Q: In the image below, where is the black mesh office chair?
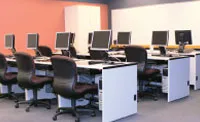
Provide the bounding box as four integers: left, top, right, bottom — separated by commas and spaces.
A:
125, 45, 161, 100
51, 56, 98, 122
37, 46, 53, 57
0, 53, 18, 101
14, 52, 53, 112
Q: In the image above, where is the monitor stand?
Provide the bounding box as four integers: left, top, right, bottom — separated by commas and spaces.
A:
34, 49, 43, 57
159, 46, 167, 56
61, 50, 71, 57
10, 48, 16, 55
178, 42, 187, 53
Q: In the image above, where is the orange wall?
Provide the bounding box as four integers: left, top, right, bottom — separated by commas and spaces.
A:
0, 0, 108, 55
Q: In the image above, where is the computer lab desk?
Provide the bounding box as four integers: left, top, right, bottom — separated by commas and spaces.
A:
6, 58, 138, 122
147, 50, 200, 90
110, 54, 190, 102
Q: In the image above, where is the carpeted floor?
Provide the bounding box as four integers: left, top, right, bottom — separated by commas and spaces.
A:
0, 90, 200, 122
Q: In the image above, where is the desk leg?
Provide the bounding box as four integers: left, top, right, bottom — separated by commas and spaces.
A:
102, 65, 137, 122
168, 58, 190, 102
194, 55, 200, 90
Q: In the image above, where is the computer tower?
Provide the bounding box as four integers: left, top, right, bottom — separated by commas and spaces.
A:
162, 68, 168, 93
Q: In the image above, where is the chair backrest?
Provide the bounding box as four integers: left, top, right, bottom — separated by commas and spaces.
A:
0, 53, 8, 81
37, 46, 52, 57
125, 45, 147, 72
51, 56, 77, 98
61, 46, 77, 58
14, 52, 35, 88
89, 50, 108, 60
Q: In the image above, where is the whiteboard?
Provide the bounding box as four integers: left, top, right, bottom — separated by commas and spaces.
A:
112, 1, 200, 45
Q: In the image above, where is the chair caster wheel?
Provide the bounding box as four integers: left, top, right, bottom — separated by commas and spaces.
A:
72, 113, 76, 117
91, 111, 96, 117
75, 118, 80, 122
15, 104, 19, 108
46, 106, 51, 109
25, 108, 30, 112
56, 110, 60, 113
53, 116, 57, 121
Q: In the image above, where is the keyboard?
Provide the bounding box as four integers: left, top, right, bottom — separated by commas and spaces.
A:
35, 57, 50, 62
88, 61, 105, 65
172, 49, 194, 53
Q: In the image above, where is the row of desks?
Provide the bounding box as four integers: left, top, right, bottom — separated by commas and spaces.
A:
5, 58, 137, 122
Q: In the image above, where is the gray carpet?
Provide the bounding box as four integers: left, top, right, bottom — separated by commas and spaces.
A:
0, 90, 200, 122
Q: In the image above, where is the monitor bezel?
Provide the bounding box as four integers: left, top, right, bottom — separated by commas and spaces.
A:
5, 34, 15, 49
117, 31, 132, 45
90, 30, 112, 51
55, 32, 71, 50
27, 33, 39, 49
151, 30, 169, 46
175, 30, 192, 45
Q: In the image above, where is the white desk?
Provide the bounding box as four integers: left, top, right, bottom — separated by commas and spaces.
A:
148, 50, 200, 90
6, 58, 138, 122
108, 53, 190, 102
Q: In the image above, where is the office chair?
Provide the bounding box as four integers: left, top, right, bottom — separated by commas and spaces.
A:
37, 46, 53, 57
125, 45, 161, 100
0, 53, 18, 101
14, 52, 53, 112
51, 56, 98, 122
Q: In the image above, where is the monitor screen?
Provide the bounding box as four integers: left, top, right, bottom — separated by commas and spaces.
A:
88, 32, 93, 44
175, 30, 192, 45
55, 32, 70, 50
91, 30, 112, 51
5, 34, 15, 49
27, 33, 39, 49
117, 32, 131, 44
152, 31, 169, 46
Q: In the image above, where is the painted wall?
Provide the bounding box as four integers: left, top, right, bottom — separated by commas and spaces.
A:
108, 0, 200, 28
65, 0, 108, 4
0, 0, 108, 55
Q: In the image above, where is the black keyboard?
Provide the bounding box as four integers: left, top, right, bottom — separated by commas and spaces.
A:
88, 61, 105, 65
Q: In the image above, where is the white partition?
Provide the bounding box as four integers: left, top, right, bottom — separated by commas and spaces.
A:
112, 1, 200, 45
168, 58, 190, 102
65, 5, 100, 53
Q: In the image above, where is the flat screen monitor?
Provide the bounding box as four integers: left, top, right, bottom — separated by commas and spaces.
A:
91, 30, 112, 51
152, 31, 169, 46
88, 32, 93, 45
27, 33, 39, 49
55, 32, 70, 50
117, 32, 131, 44
5, 34, 15, 49
175, 30, 192, 45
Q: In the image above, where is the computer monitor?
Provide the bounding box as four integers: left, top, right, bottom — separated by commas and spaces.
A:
117, 32, 131, 45
27, 33, 39, 49
55, 32, 70, 50
91, 30, 112, 51
5, 34, 15, 49
152, 31, 169, 46
175, 30, 192, 45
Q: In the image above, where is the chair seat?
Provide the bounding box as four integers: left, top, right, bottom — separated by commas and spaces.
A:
74, 83, 98, 95
139, 68, 161, 81
31, 76, 53, 87
1, 72, 17, 85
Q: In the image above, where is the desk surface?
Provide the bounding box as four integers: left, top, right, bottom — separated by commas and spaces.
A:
6, 58, 137, 70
